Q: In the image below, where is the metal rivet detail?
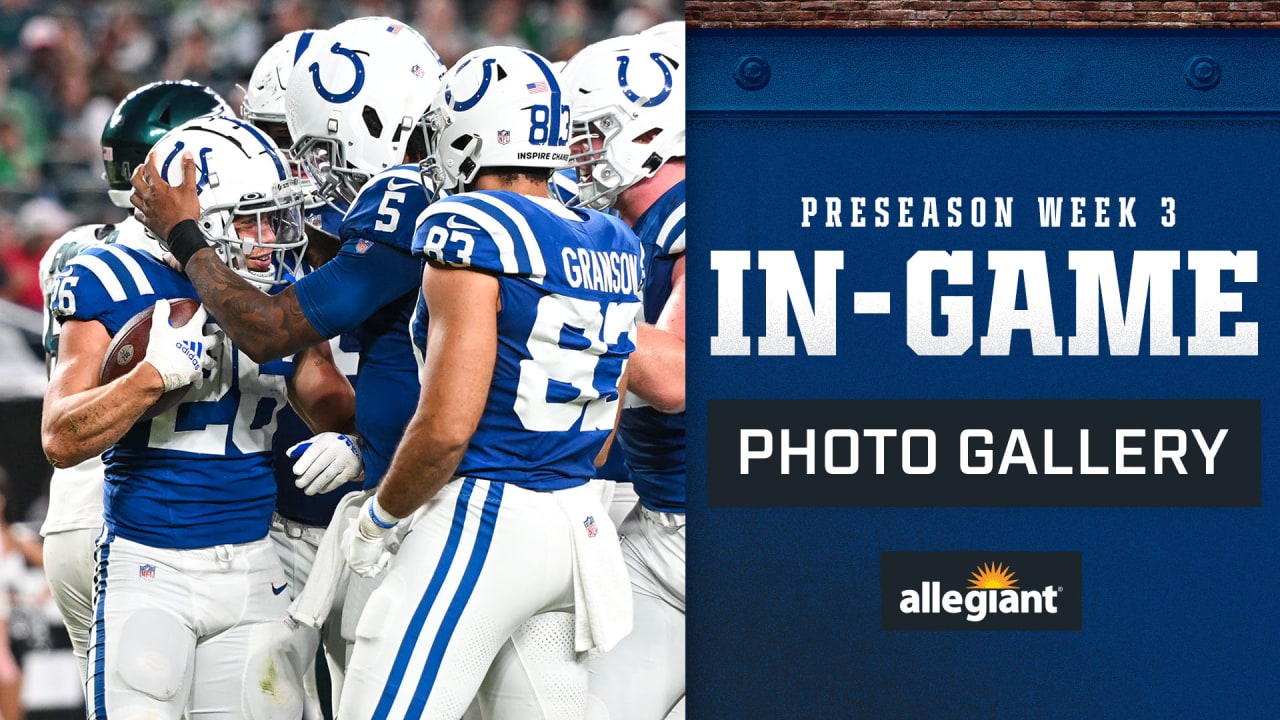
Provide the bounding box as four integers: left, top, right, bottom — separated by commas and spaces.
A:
1184, 55, 1221, 91
734, 55, 771, 91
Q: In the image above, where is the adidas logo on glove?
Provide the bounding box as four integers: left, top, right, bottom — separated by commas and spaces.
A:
176, 340, 204, 367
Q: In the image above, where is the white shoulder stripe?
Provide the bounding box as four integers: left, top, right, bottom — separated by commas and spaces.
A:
656, 202, 686, 255
469, 194, 548, 277
435, 202, 520, 274
68, 254, 128, 302
99, 245, 155, 296
351, 166, 424, 209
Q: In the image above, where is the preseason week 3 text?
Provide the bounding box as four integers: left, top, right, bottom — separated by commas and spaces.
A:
708, 194, 1257, 358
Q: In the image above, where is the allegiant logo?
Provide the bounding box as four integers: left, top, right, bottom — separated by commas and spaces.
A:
899, 562, 1061, 623
881, 552, 1081, 631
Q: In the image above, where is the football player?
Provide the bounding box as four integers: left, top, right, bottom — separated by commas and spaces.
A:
339, 45, 642, 719
127, 14, 446, 708
241, 28, 367, 719
41, 115, 355, 720
562, 30, 687, 720
37, 80, 232, 682
239, 28, 346, 254
129, 15, 443, 510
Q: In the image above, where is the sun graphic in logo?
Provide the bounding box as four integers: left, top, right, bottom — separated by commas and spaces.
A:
968, 562, 1019, 590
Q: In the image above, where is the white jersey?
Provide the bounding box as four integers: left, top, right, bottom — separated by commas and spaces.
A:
38, 223, 124, 536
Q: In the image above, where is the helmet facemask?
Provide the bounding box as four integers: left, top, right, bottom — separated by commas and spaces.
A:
419, 105, 483, 193
199, 178, 309, 288
293, 136, 368, 215
566, 110, 637, 210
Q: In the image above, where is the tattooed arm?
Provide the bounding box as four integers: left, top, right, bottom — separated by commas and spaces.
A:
181, 252, 324, 362
131, 150, 325, 363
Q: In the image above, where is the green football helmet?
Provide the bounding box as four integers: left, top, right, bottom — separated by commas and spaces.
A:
100, 80, 232, 208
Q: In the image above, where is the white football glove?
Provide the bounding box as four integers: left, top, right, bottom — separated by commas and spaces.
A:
287, 433, 364, 496
342, 496, 400, 579
142, 300, 217, 392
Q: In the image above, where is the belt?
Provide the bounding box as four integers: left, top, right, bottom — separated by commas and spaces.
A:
641, 505, 686, 529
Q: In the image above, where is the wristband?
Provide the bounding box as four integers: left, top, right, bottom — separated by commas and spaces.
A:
166, 219, 208, 269
368, 497, 401, 530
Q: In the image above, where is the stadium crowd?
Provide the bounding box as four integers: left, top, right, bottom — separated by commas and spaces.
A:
0, 0, 677, 311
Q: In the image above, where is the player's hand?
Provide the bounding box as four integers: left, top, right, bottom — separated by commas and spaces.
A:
343, 496, 399, 579
288, 433, 364, 496
130, 150, 201, 242
142, 300, 217, 392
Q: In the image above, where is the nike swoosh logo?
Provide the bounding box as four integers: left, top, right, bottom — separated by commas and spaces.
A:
446, 216, 481, 232
386, 178, 419, 192
271, 583, 289, 596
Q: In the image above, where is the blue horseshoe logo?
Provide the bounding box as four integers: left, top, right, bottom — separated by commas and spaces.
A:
617, 53, 672, 108
308, 42, 366, 104
161, 142, 214, 195
446, 58, 497, 112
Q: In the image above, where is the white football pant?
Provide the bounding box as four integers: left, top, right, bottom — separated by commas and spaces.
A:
87, 532, 297, 720
586, 505, 686, 720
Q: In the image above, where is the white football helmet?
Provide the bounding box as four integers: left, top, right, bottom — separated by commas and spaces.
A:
641, 20, 685, 59
242, 30, 321, 135
561, 34, 685, 210
286, 17, 445, 211
149, 116, 308, 288
243, 29, 324, 206
419, 46, 571, 193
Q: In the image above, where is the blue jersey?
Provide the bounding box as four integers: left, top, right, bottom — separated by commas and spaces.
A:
305, 201, 345, 238
618, 180, 686, 513
411, 191, 643, 490
294, 164, 431, 488
53, 239, 292, 549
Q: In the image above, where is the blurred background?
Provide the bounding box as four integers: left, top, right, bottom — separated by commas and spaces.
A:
0, 0, 681, 717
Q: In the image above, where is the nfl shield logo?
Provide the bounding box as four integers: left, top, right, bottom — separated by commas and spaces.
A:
583, 516, 598, 538
497, 129, 511, 146
139, 564, 156, 580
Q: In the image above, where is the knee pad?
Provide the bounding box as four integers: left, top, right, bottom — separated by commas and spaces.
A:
115, 609, 193, 701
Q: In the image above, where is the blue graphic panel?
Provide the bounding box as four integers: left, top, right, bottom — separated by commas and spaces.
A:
688, 30, 1280, 718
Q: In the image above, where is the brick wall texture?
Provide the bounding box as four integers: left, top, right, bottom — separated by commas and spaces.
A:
685, 1, 1280, 27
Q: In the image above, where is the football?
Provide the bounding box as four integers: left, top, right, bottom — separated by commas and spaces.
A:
99, 298, 202, 420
